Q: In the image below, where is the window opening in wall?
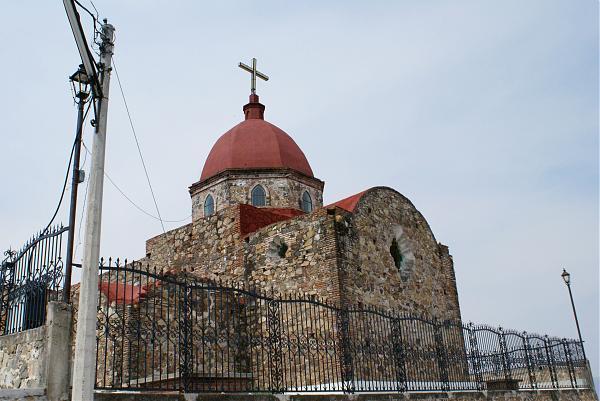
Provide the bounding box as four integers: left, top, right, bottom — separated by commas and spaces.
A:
390, 237, 403, 270
278, 242, 288, 258
268, 237, 288, 259
204, 195, 215, 216
301, 191, 313, 213
251, 185, 266, 207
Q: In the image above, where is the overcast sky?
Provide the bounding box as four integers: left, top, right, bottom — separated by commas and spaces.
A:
1, 0, 598, 384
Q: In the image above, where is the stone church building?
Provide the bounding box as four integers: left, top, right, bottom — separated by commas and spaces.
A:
142, 92, 461, 323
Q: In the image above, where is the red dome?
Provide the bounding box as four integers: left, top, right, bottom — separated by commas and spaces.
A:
200, 97, 314, 182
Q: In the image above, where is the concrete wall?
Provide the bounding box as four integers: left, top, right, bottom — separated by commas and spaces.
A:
94, 389, 598, 401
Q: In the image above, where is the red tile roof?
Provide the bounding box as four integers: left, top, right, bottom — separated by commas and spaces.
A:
239, 204, 304, 237
326, 190, 368, 213
98, 282, 149, 305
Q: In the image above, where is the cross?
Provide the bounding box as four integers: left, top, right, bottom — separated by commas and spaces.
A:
239, 58, 269, 94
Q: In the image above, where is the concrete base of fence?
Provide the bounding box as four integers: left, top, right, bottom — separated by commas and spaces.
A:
485, 379, 520, 391
93, 389, 598, 401
0, 388, 46, 401
45, 302, 72, 401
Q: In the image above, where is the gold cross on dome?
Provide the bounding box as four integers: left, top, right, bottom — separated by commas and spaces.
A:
239, 58, 269, 94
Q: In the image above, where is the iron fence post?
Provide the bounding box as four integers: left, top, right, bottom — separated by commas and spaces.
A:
336, 308, 355, 393
467, 324, 484, 390
391, 317, 407, 392
562, 339, 576, 388
433, 320, 450, 391
522, 333, 537, 389
544, 336, 558, 389
0, 259, 15, 335
498, 327, 511, 381
267, 299, 283, 393
179, 281, 192, 392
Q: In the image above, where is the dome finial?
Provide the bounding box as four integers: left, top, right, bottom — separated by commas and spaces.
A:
239, 58, 269, 120
238, 57, 269, 95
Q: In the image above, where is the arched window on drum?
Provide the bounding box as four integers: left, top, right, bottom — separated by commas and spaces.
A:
204, 194, 215, 217
251, 185, 266, 207
301, 191, 313, 213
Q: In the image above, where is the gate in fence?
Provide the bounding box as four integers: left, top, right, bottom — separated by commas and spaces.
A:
0, 225, 67, 334
94, 260, 590, 393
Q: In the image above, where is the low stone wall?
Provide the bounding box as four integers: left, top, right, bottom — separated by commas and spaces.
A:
0, 325, 46, 389
0, 302, 72, 401
94, 389, 598, 401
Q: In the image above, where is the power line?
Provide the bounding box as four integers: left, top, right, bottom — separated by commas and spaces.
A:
74, 108, 91, 261
74, 148, 89, 261
81, 142, 191, 224
112, 57, 166, 233
41, 135, 77, 234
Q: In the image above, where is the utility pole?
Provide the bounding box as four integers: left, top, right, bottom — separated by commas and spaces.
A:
71, 20, 114, 401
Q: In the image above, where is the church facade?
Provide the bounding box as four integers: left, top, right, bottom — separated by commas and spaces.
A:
143, 93, 462, 323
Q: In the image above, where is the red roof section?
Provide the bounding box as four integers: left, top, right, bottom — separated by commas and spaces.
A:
200, 96, 314, 182
239, 204, 304, 237
327, 190, 368, 213
99, 282, 149, 305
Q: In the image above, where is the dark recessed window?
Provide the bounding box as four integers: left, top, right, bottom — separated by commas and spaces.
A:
251, 185, 266, 207
268, 237, 288, 259
278, 242, 288, 258
204, 195, 215, 216
301, 191, 313, 213
390, 237, 403, 270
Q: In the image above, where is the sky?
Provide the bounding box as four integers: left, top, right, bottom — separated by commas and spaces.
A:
0, 0, 598, 387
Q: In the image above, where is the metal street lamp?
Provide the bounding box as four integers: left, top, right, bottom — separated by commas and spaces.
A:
63, 65, 90, 302
69, 64, 91, 99
561, 268, 586, 361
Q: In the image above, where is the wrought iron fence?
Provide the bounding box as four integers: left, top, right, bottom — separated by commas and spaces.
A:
93, 259, 590, 393
0, 225, 67, 334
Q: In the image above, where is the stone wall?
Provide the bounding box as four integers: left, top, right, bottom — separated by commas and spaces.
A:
334, 187, 462, 322
0, 302, 72, 401
190, 169, 324, 220
148, 187, 462, 320
146, 206, 243, 281
146, 204, 340, 302
243, 207, 340, 300
0, 326, 46, 389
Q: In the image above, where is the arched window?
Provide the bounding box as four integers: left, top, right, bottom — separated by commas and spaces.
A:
301, 191, 313, 213
204, 195, 215, 216
251, 185, 266, 207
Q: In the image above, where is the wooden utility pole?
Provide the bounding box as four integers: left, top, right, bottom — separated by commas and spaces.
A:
71, 20, 115, 401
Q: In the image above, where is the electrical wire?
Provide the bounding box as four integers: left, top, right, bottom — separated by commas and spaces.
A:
112, 57, 167, 233
80, 142, 191, 224
74, 143, 89, 261
73, 103, 92, 261
41, 137, 77, 235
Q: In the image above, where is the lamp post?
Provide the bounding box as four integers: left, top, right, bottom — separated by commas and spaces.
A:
63, 64, 91, 303
561, 269, 586, 361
